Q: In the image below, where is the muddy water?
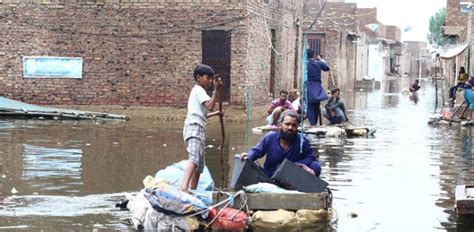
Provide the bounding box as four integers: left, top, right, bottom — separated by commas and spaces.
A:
0, 84, 473, 231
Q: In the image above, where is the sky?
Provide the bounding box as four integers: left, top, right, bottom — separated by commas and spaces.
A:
345, 0, 446, 42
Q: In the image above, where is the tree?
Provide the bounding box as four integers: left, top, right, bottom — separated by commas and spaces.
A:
427, 8, 446, 48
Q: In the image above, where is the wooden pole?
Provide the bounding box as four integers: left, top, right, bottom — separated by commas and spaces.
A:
218, 87, 225, 188
435, 56, 440, 113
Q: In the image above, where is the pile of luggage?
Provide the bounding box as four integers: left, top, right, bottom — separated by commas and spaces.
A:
117, 159, 335, 231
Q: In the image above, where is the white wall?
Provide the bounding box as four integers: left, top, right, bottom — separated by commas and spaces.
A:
368, 44, 385, 81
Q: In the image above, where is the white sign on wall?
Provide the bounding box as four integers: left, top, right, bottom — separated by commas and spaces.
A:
23, 56, 83, 79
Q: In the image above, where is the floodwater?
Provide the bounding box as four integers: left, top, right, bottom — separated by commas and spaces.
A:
0, 83, 473, 231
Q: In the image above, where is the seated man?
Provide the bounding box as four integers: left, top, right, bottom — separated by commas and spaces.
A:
463, 77, 474, 121
266, 90, 294, 125
288, 89, 299, 104
289, 89, 303, 114
322, 88, 348, 125
243, 110, 321, 177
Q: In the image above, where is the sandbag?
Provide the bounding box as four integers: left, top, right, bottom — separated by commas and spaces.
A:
207, 207, 248, 231
251, 209, 330, 232
251, 209, 299, 232
296, 209, 330, 230
351, 129, 367, 136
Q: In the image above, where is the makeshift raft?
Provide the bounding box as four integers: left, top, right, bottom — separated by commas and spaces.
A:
121, 160, 335, 231
455, 184, 474, 215
212, 191, 328, 211
428, 109, 474, 127
252, 124, 376, 138
0, 97, 130, 121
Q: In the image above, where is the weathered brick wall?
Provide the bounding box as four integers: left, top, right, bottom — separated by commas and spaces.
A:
357, 7, 378, 41
385, 25, 401, 42
0, 1, 249, 107
304, 2, 357, 91
244, 0, 303, 106
0, 0, 303, 108
446, 0, 467, 27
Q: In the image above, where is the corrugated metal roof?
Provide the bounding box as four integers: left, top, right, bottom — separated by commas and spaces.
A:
439, 42, 469, 59
0, 97, 130, 120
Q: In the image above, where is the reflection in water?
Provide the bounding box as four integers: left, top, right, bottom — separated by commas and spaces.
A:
461, 133, 473, 161
22, 145, 83, 194
0, 84, 472, 231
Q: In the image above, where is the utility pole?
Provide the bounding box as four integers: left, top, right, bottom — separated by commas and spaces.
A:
461, 1, 472, 75
468, 9, 472, 75
418, 52, 422, 82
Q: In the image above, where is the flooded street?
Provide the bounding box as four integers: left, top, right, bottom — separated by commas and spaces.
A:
0, 84, 473, 231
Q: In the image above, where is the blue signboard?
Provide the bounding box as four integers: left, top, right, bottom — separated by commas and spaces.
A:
23, 56, 83, 79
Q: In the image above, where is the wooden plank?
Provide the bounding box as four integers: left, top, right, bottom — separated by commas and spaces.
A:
212, 192, 327, 210
454, 185, 474, 215
455, 185, 466, 201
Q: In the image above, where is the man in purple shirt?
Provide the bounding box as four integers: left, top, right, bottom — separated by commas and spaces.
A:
243, 110, 321, 177
266, 90, 294, 125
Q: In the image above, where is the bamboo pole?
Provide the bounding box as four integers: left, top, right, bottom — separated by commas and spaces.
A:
218, 86, 225, 188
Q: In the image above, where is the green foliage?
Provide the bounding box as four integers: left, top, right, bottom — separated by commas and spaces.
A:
427, 8, 446, 48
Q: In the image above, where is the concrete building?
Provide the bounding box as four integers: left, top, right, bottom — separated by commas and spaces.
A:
0, 0, 304, 108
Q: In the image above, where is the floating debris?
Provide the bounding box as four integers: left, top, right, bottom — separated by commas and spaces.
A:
0, 97, 130, 121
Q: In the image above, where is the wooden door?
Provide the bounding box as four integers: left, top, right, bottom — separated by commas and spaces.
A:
202, 30, 231, 102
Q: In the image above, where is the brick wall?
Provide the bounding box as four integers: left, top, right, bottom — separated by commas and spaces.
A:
385, 25, 401, 42
303, 1, 357, 91
356, 7, 378, 42
244, 0, 302, 106
0, 0, 303, 108
446, 0, 468, 27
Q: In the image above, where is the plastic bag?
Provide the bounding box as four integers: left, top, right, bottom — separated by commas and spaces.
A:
143, 182, 207, 216
207, 207, 248, 231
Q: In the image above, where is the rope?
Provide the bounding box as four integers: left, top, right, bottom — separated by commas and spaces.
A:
186, 190, 246, 218
295, 212, 302, 232
263, 14, 282, 56
205, 200, 232, 229
204, 190, 249, 230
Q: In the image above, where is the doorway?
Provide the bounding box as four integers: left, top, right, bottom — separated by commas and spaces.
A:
202, 30, 231, 102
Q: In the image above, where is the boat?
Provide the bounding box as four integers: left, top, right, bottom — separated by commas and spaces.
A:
455, 184, 474, 215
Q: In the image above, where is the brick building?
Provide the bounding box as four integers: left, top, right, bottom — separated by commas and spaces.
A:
303, 0, 359, 92
356, 7, 383, 43
404, 41, 431, 79
442, 0, 470, 86
384, 25, 402, 75
0, 0, 303, 108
